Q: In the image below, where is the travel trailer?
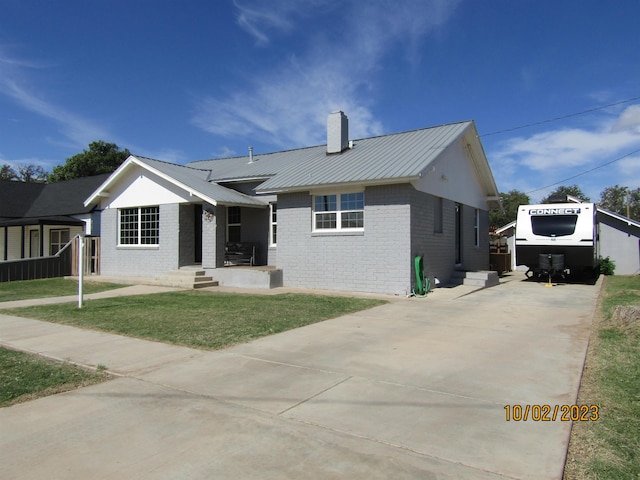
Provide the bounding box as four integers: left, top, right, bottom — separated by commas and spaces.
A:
515, 199, 599, 279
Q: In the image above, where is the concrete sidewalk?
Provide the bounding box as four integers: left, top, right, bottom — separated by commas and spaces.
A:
0, 284, 184, 309
0, 274, 601, 479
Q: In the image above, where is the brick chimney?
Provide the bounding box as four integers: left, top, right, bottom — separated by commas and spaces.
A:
327, 111, 349, 154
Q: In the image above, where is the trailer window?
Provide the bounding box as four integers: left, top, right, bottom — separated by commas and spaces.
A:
531, 215, 578, 237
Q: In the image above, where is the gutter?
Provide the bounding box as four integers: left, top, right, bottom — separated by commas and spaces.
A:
256, 175, 421, 195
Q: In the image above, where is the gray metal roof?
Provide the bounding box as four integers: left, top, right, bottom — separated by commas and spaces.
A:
87, 120, 497, 207
132, 156, 269, 206
85, 156, 269, 207
188, 121, 475, 193
597, 207, 640, 229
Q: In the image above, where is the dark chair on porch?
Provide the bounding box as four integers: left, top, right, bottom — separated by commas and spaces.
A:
224, 242, 256, 266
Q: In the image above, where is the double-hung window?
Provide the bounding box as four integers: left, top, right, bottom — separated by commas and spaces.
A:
313, 192, 364, 231
50, 229, 70, 255
270, 203, 277, 246
119, 206, 160, 245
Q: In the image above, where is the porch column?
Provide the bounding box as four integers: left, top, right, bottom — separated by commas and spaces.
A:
39, 223, 44, 257
201, 204, 224, 269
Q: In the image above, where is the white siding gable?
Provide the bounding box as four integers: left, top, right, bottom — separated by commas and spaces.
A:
412, 139, 488, 210
101, 168, 193, 209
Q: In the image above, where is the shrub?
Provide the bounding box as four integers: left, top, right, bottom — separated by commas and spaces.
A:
599, 256, 616, 275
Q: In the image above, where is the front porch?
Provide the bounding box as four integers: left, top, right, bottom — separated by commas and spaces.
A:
206, 265, 282, 289
84, 265, 283, 290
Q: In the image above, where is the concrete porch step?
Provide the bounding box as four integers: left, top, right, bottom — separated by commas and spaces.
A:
157, 269, 219, 289
450, 270, 499, 288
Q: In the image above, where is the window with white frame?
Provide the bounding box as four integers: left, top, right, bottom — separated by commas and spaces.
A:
270, 203, 277, 246
313, 192, 364, 231
50, 229, 70, 255
119, 206, 159, 245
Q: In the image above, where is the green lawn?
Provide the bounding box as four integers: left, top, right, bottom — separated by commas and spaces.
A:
0, 278, 123, 302
0, 347, 110, 407
564, 275, 640, 479
1, 290, 386, 350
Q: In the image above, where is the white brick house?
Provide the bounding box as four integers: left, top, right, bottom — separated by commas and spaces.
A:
85, 112, 500, 295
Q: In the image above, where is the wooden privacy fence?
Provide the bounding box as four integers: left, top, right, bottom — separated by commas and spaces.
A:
0, 236, 100, 282
71, 236, 100, 276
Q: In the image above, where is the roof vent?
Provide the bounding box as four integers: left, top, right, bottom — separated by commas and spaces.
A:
248, 146, 254, 164
327, 111, 349, 154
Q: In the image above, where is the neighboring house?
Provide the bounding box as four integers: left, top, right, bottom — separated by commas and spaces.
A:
494, 221, 520, 272
496, 208, 640, 276
85, 112, 500, 294
597, 208, 640, 275
0, 174, 109, 262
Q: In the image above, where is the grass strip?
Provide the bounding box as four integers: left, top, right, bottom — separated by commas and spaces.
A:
1, 291, 386, 350
0, 347, 110, 407
564, 276, 640, 479
0, 278, 124, 302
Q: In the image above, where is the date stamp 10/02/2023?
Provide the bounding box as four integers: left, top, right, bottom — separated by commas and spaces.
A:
504, 404, 599, 422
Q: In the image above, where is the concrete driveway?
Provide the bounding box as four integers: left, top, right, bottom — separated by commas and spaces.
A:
0, 273, 600, 479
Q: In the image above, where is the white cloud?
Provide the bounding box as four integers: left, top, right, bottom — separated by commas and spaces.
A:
209, 146, 238, 159
233, 0, 299, 46
493, 107, 640, 172
233, 0, 339, 46
136, 148, 188, 165
612, 104, 640, 134
194, 0, 461, 150
488, 105, 640, 201
0, 152, 51, 170
0, 47, 110, 149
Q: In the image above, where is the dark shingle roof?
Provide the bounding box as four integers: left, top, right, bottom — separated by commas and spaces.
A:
0, 174, 110, 222
0, 180, 45, 218
25, 174, 111, 217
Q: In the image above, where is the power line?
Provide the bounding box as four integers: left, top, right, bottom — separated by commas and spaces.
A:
481, 95, 640, 137
525, 148, 640, 195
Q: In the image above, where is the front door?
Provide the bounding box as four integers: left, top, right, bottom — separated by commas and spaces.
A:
455, 204, 462, 265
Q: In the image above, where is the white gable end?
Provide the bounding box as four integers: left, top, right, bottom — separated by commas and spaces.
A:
412, 139, 489, 210
101, 168, 193, 209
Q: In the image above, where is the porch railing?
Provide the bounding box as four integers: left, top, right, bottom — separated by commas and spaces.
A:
0, 235, 100, 282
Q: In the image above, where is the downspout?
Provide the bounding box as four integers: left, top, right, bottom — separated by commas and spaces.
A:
3, 227, 7, 261
21, 225, 25, 258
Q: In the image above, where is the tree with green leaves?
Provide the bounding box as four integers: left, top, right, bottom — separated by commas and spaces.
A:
599, 185, 640, 220
0, 164, 18, 181
1, 163, 48, 182
17, 164, 48, 183
47, 141, 130, 182
540, 185, 590, 204
490, 189, 530, 228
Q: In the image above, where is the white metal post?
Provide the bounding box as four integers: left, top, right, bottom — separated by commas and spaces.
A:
78, 235, 84, 308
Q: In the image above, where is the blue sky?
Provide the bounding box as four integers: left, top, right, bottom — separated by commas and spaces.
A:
1, 0, 639, 202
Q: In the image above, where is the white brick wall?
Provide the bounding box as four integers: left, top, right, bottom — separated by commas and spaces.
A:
410, 193, 490, 286
276, 185, 491, 294
100, 204, 180, 276
277, 185, 412, 295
